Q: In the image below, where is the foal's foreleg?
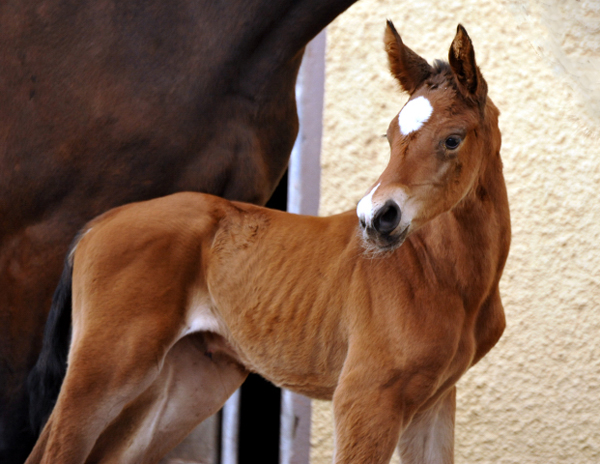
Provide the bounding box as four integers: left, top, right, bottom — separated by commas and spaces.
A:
397, 387, 456, 464
331, 345, 438, 464
332, 343, 453, 464
332, 366, 405, 464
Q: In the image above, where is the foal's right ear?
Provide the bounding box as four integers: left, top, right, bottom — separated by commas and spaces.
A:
384, 20, 433, 94
448, 25, 487, 106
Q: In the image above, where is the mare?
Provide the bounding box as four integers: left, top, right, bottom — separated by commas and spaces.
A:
26, 22, 510, 464
0, 1, 358, 462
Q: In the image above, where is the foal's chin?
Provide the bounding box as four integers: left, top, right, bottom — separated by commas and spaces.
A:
360, 226, 409, 255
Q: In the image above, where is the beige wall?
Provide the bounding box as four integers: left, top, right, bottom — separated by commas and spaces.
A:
312, 0, 600, 462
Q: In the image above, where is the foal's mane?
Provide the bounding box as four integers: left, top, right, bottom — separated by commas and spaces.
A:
425, 60, 457, 92
424, 58, 490, 122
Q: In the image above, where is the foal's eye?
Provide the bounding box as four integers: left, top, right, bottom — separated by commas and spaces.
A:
444, 136, 462, 150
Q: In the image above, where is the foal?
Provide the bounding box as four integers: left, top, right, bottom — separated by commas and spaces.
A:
26, 22, 510, 464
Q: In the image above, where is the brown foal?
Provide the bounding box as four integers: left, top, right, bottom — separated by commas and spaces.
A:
27, 22, 509, 464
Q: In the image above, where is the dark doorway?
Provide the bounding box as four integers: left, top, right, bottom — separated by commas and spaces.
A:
264, 170, 288, 212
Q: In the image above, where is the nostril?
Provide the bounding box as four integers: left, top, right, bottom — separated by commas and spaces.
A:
373, 201, 401, 235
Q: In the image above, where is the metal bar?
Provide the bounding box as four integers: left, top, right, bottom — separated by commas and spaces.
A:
221, 389, 241, 464
287, 29, 326, 217
280, 390, 313, 464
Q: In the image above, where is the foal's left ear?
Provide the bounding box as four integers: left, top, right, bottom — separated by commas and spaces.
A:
384, 20, 433, 94
449, 25, 487, 106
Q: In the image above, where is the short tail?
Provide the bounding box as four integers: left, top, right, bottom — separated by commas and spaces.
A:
27, 253, 73, 436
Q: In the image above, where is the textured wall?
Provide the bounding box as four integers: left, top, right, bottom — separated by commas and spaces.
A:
311, 0, 600, 463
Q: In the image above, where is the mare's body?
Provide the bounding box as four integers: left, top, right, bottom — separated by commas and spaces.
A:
0, 1, 357, 461
27, 22, 510, 464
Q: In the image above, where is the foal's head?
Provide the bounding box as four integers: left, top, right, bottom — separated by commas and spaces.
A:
357, 22, 500, 250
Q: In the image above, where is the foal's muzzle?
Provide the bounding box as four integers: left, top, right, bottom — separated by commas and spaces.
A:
359, 200, 406, 250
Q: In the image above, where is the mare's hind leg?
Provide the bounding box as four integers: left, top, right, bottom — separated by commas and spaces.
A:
397, 387, 456, 464
89, 332, 247, 464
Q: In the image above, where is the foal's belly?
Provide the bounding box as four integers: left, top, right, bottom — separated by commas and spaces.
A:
184, 290, 345, 400
221, 308, 346, 401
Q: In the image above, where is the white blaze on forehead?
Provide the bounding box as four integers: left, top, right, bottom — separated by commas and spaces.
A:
356, 183, 380, 225
398, 96, 433, 135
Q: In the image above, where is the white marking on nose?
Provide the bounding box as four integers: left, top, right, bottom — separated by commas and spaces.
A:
398, 96, 433, 135
357, 183, 380, 226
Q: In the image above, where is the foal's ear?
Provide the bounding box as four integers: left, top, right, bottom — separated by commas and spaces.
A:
384, 20, 433, 94
449, 25, 487, 105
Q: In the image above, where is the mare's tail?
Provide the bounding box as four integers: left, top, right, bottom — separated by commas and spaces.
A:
27, 253, 73, 436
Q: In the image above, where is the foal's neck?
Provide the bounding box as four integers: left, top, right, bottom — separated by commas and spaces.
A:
409, 152, 509, 304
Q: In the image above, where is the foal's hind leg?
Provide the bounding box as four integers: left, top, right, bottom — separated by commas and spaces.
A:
25, 307, 185, 464
397, 387, 456, 464
88, 332, 248, 463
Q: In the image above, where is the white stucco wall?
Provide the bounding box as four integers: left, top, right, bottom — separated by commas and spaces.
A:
311, 0, 600, 462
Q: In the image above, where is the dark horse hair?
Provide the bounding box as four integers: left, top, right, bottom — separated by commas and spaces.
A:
27, 253, 74, 435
